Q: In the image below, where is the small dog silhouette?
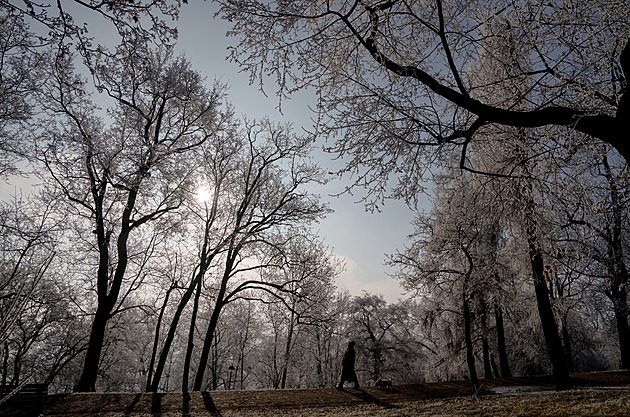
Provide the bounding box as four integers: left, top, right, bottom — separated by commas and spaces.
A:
374, 376, 393, 390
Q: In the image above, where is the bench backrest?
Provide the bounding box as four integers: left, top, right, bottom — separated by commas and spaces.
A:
0, 383, 48, 401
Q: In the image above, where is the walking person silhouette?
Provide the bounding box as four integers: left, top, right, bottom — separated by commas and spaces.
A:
337, 341, 359, 389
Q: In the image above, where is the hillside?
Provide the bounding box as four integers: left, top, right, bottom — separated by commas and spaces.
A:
2, 371, 630, 416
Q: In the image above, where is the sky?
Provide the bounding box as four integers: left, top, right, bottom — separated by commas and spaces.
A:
1, 1, 428, 302
172, 3, 429, 302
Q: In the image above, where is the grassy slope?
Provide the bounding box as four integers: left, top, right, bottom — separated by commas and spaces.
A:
2, 371, 630, 416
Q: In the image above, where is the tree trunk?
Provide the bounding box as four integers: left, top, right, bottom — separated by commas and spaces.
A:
2, 342, 8, 386
371, 344, 382, 383
75, 182, 137, 392
146, 284, 175, 392
602, 155, 630, 369
462, 288, 479, 394
149, 275, 200, 392
601, 154, 630, 369
212, 336, 219, 390
553, 274, 574, 374
520, 165, 571, 390
610, 286, 630, 369
494, 305, 511, 377
315, 331, 325, 387
193, 248, 236, 391
75, 305, 110, 391
281, 310, 295, 389
490, 353, 500, 378
482, 337, 492, 379
479, 301, 492, 379
193, 299, 223, 391
560, 317, 574, 373
182, 278, 203, 392
529, 238, 572, 390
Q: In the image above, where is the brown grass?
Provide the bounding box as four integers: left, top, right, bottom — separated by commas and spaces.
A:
220, 388, 630, 417
2, 371, 629, 416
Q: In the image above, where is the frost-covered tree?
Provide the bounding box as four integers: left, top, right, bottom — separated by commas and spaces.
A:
213, 0, 630, 389
215, 0, 630, 186
31, 36, 229, 391
545, 145, 630, 369
189, 119, 331, 391
0, 196, 58, 384
348, 293, 426, 384
0, 10, 46, 176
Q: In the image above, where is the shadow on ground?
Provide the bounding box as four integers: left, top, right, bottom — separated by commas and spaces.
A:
1, 370, 629, 416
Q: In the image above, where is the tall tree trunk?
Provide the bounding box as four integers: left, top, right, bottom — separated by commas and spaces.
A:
182, 278, 203, 392
552, 271, 575, 374
482, 335, 492, 379
315, 331, 325, 387
494, 305, 511, 377
281, 310, 295, 389
75, 305, 110, 391
2, 342, 8, 386
528, 236, 572, 390
461, 242, 479, 394
490, 353, 500, 378
193, 299, 224, 391
520, 162, 571, 390
76, 182, 136, 392
560, 317, 574, 373
610, 286, 630, 369
150, 186, 220, 391
193, 247, 236, 391
463, 288, 479, 394
146, 284, 175, 391
212, 336, 220, 390
479, 300, 493, 379
602, 155, 630, 369
149, 275, 200, 392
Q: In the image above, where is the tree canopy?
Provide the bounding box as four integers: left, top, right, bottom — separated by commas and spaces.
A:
216, 0, 630, 205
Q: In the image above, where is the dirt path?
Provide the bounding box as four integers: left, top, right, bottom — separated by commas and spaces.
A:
3, 371, 630, 416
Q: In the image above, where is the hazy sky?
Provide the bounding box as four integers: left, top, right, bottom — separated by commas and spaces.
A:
1, 1, 428, 302
174, 3, 428, 302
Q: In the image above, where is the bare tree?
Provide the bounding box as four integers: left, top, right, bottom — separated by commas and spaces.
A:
0, 196, 56, 351
216, 0, 630, 174
550, 146, 630, 369
31, 36, 229, 391
0, 10, 45, 176
189, 119, 330, 390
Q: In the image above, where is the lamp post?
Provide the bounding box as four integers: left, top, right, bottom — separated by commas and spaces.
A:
228, 365, 236, 390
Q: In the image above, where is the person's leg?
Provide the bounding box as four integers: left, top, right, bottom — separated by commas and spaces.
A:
352, 371, 359, 388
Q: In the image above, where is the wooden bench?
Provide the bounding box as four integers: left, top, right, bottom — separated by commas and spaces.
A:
0, 383, 48, 403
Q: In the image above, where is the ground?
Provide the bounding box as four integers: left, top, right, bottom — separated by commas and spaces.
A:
1, 371, 629, 416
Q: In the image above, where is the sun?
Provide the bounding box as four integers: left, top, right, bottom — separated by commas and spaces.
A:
196, 186, 213, 203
